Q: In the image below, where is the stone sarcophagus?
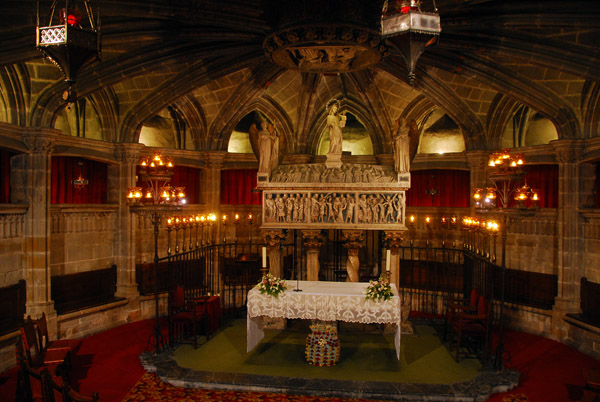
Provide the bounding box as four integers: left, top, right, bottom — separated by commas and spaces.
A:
257, 163, 410, 230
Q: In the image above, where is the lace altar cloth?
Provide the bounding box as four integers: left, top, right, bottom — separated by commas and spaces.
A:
247, 280, 401, 359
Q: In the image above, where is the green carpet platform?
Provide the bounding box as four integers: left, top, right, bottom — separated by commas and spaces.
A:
140, 319, 520, 401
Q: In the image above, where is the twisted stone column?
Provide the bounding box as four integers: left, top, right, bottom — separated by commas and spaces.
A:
302, 230, 323, 281
384, 231, 405, 290
342, 230, 365, 282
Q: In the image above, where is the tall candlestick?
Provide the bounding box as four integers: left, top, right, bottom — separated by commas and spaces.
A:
262, 246, 267, 268
386, 249, 391, 272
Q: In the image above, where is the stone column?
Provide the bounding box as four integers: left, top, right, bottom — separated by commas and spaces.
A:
384, 231, 405, 290
203, 151, 226, 212
466, 151, 489, 205
21, 130, 58, 321
262, 229, 287, 278
302, 230, 323, 281
552, 140, 583, 339
342, 230, 365, 282
113, 144, 144, 304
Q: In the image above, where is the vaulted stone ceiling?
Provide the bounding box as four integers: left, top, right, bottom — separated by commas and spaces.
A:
0, 0, 598, 156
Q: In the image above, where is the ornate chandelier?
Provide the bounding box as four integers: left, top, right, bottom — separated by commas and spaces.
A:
36, 0, 101, 103
127, 151, 186, 206
473, 149, 538, 210
381, 0, 441, 85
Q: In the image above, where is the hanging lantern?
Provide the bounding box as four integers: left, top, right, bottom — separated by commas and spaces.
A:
381, 0, 441, 85
36, 1, 101, 103
71, 160, 89, 190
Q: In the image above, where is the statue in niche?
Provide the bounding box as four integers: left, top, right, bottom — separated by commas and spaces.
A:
325, 99, 346, 167
250, 114, 280, 174
392, 117, 411, 173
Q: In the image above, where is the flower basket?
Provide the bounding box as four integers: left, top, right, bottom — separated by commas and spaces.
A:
257, 273, 287, 297
365, 276, 393, 301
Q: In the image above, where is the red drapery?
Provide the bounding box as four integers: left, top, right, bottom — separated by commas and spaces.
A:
51, 156, 108, 204
406, 169, 471, 207
518, 164, 558, 208
0, 149, 12, 203
170, 166, 201, 205
220, 169, 261, 205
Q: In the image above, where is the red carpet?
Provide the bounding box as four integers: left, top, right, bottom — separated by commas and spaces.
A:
1, 319, 599, 402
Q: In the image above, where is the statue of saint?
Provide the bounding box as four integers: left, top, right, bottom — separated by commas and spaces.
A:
257, 119, 272, 173
392, 117, 411, 173
325, 99, 346, 167
255, 117, 280, 174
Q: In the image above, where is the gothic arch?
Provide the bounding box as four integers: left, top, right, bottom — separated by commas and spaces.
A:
582, 81, 600, 139
0, 64, 29, 126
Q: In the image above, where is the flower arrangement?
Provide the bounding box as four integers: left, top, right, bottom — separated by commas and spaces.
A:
258, 273, 287, 297
365, 276, 393, 301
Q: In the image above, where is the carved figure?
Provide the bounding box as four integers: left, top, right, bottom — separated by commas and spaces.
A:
326, 99, 346, 162
257, 119, 272, 173
392, 118, 411, 173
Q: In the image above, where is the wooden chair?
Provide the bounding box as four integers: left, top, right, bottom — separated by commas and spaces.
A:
19, 317, 71, 378
36, 313, 81, 354
443, 288, 479, 341
15, 342, 44, 402
450, 295, 490, 362
168, 285, 209, 349
41, 370, 100, 402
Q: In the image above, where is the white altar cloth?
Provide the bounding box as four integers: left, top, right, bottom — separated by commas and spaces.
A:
246, 280, 402, 359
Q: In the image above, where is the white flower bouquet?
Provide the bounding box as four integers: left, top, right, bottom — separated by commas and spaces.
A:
258, 273, 287, 297
365, 276, 393, 301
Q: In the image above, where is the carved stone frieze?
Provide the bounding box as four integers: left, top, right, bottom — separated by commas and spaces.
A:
23, 135, 54, 154
262, 190, 405, 230
268, 163, 406, 187
263, 25, 387, 73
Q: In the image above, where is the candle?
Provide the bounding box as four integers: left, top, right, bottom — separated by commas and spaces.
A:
262, 246, 267, 268
386, 249, 391, 272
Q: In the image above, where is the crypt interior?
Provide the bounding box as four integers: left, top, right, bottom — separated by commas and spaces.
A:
1, 0, 600, 400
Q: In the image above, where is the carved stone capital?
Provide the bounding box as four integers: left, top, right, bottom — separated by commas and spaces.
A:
23, 133, 55, 154
114, 143, 143, 164
553, 140, 583, 164
302, 230, 323, 250
341, 230, 365, 253
384, 230, 405, 252
203, 151, 227, 169
262, 229, 287, 249
465, 150, 490, 170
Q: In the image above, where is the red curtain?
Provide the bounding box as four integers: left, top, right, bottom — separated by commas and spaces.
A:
171, 166, 201, 204
51, 156, 107, 204
220, 169, 261, 205
0, 149, 12, 203
406, 169, 471, 207
519, 164, 558, 208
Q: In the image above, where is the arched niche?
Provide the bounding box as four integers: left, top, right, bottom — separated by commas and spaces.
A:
139, 106, 194, 150
501, 105, 558, 148
417, 109, 465, 155
228, 112, 256, 154
316, 112, 373, 156
54, 100, 103, 140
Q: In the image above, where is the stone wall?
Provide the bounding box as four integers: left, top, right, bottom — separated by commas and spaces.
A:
50, 205, 118, 275
0, 206, 27, 287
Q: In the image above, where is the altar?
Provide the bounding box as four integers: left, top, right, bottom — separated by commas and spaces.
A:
247, 280, 402, 359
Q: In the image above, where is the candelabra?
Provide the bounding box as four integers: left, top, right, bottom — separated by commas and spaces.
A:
127, 150, 185, 354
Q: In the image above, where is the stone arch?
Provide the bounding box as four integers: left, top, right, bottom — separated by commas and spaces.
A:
423, 49, 581, 140
120, 52, 267, 144
306, 96, 380, 155
0, 64, 29, 126
582, 81, 600, 139
87, 88, 119, 142
486, 94, 520, 149
208, 62, 286, 150
380, 60, 487, 150
220, 96, 294, 156
171, 94, 207, 151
